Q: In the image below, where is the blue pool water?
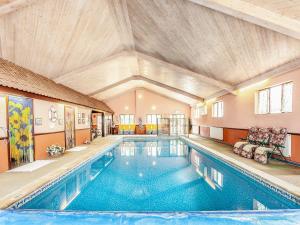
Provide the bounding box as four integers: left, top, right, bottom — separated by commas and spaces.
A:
20, 138, 300, 211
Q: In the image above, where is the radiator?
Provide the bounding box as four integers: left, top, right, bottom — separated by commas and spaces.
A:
210, 127, 223, 140
192, 125, 199, 135
282, 134, 291, 157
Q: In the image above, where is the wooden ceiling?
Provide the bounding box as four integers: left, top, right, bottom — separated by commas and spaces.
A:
0, 0, 300, 105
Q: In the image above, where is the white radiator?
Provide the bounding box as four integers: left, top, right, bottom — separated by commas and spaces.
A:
282, 134, 291, 157
210, 127, 223, 140
192, 125, 200, 135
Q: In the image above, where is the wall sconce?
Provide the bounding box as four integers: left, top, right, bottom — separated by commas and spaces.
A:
138, 94, 143, 99
151, 105, 156, 111
124, 106, 129, 111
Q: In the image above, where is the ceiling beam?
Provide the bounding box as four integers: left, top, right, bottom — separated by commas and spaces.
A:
189, 0, 300, 40
54, 49, 234, 94
53, 50, 135, 83
89, 75, 204, 102
136, 75, 203, 101
87, 76, 137, 96
0, 0, 39, 16
235, 57, 300, 90
204, 57, 300, 100
136, 51, 235, 93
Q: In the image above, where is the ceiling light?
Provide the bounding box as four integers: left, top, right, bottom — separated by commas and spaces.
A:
138, 94, 143, 99
151, 105, 156, 110
125, 106, 129, 110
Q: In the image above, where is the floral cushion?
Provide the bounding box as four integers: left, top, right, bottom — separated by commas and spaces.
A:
255, 146, 272, 154
256, 128, 270, 145
248, 127, 259, 143
254, 146, 271, 164
269, 128, 287, 147
240, 144, 257, 159
234, 141, 248, 148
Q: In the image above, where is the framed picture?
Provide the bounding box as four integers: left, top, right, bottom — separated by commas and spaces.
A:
78, 112, 81, 118
78, 118, 81, 124
58, 119, 63, 125
35, 117, 43, 126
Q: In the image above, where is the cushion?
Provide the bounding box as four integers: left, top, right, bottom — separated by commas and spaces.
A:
270, 128, 288, 146
255, 146, 273, 154
234, 141, 248, 148
242, 144, 257, 153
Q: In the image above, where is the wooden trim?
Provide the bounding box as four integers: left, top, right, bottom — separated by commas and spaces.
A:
222, 127, 248, 131
75, 128, 91, 131
6, 95, 10, 169
34, 131, 65, 136
0, 137, 8, 140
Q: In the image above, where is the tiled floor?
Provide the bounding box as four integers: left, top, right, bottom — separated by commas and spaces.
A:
0, 135, 300, 209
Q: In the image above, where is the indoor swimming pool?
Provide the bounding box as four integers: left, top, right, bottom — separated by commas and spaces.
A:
16, 138, 300, 212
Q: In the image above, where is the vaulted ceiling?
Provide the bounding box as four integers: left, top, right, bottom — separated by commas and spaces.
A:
1, 0, 300, 105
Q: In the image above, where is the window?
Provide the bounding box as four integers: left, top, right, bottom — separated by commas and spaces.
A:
119, 114, 135, 124
146, 114, 161, 124
194, 105, 207, 118
257, 82, 293, 114
170, 114, 185, 135
212, 101, 223, 118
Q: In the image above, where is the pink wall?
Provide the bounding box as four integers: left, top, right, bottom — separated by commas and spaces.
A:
194, 68, 300, 133
104, 88, 191, 124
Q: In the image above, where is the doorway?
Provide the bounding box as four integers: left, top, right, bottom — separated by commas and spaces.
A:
65, 106, 75, 149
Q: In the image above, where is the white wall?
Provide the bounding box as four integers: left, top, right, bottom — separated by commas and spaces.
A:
33, 99, 65, 134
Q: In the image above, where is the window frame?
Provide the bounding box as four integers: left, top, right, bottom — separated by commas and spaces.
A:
256, 81, 293, 114
212, 101, 224, 118
194, 105, 207, 118
146, 114, 161, 124
119, 114, 135, 124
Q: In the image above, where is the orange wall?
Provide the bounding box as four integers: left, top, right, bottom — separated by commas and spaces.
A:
75, 129, 91, 146
0, 139, 9, 172
291, 135, 300, 163
34, 132, 65, 160
223, 128, 248, 146
105, 88, 191, 124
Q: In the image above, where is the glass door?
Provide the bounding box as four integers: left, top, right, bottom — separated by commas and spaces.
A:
170, 114, 185, 136
8, 96, 34, 168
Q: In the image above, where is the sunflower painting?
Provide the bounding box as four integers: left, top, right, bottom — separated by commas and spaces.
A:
65, 106, 75, 149
8, 96, 34, 168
